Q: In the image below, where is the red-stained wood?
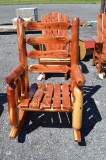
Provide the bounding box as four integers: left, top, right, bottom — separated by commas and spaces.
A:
71, 18, 79, 66
61, 83, 71, 110
71, 64, 85, 86
58, 13, 69, 50
102, 13, 106, 53
26, 36, 70, 45
52, 84, 61, 109
97, 14, 102, 42
27, 50, 69, 59
20, 73, 25, 96
40, 83, 53, 109
28, 64, 69, 73
7, 84, 19, 127
15, 77, 21, 102
5, 16, 85, 142
51, 12, 58, 50
24, 21, 71, 30
18, 83, 38, 108
17, 18, 29, 94
29, 83, 45, 109
93, 13, 106, 74
9, 110, 27, 138
5, 63, 25, 84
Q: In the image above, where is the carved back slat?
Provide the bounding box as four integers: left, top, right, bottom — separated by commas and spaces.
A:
41, 12, 69, 51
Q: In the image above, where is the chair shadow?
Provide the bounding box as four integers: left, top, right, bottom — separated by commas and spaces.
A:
79, 54, 93, 74
0, 93, 7, 117
79, 85, 102, 146
18, 85, 102, 146
44, 72, 70, 80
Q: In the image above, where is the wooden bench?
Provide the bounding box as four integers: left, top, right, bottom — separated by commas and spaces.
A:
5, 17, 85, 142
92, 13, 106, 76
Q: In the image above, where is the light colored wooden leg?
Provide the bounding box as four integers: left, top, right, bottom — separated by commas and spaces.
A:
72, 86, 83, 130
74, 129, 81, 142
9, 110, 27, 138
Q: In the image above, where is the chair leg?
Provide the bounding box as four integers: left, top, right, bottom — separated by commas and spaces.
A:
72, 86, 83, 130
97, 60, 102, 73
92, 52, 95, 66
9, 110, 27, 138
73, 129, 81, 142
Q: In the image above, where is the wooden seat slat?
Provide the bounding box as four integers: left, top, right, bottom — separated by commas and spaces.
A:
52, 84, 61, 109
61, 83, 71, 110
40, 83, 54, 109
29, 83, 45, 109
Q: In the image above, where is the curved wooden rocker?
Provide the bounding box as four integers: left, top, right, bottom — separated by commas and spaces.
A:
5, 16, 85, 142
92, 13, 106, 77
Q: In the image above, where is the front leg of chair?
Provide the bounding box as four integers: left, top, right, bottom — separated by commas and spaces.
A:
7, 84, 27, 138
9, 110, 27, 138
72, 86, 83, 142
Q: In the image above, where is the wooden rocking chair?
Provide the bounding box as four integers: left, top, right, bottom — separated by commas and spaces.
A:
5, 16, 85, 142
92, 13, 106, 76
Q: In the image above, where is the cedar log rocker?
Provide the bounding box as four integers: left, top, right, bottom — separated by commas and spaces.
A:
92, 13, 106, 76
5, 17, 85, 142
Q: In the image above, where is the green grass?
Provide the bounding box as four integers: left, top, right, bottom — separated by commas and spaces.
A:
0, 0, 100, 5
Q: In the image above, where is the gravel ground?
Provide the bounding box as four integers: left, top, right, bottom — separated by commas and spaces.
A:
0, 4, 106, 160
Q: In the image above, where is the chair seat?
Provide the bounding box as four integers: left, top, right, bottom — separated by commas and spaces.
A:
19, 83, 72, 112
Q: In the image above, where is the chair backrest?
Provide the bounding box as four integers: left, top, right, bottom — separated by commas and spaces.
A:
16, 16, 80, 87
41, 12, 69, 51
97, 13, 106, 53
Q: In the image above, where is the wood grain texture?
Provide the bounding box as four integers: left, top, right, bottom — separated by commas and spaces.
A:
28, 64, 69, 73
27, 50, 69, 59
24, 21, 71, 30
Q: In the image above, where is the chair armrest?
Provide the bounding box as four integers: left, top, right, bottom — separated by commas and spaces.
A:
71, 64, 85, 86
5, 63, 25, 84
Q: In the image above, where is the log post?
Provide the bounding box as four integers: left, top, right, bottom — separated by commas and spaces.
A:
72, 86, 83, 130
7, 84, 19, 127
17, 18, 29, 96
71, 17, 79, 66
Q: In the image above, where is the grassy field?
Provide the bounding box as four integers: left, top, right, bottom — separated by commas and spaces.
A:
0, 0, 100, 5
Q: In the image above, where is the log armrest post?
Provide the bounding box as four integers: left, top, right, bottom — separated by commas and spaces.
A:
71, 64, 85, 87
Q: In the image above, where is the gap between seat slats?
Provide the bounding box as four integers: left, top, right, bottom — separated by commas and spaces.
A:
29, 83, 72, 111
